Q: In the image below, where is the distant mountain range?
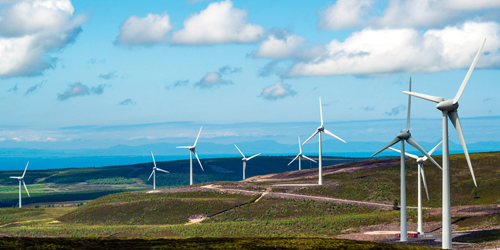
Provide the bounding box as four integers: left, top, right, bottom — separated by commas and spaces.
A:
0, 139, 499, 158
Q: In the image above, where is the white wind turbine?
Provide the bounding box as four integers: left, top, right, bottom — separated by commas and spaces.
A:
176, 127, 204, 185
302, 97, 346, 185
10, 162, 30, 208
389, 139, 444, 236
404, 39, 485, 249
148, 152, 169, 190
234, 144, 260, 180
371, 78, 442, 242
288, 136, 316, 170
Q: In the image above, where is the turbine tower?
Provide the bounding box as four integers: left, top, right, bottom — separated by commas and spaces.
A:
302, 97, 346, 185
371, 78, 442, 242
288, 136, 316, 170
389, 139, 444, 235
10, 162, 30, 208
404, 39, 485, 249
148, 152, 169, 190
234, 144, 260, 180
176, 127, 204, 185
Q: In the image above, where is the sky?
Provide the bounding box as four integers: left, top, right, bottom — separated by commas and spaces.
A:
0, 0, 499, 153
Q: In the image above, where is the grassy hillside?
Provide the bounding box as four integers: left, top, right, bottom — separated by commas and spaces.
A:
294, 151, 500, 208
58, 191, 259, 225
0, 156, 364, 208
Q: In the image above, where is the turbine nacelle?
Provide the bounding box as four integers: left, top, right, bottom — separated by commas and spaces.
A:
317, 126, 324, 131
436, 99, 459, 112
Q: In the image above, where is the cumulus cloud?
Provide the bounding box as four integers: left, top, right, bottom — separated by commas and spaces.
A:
195, 72, 233, 88
287, 21, 500, 76
0, 0, 86, 77
119, 98, 136, 105
115, 13, 172, 45
57, 82, 107, 101
260, 81, 296, 100
385, 104, 406, 116
25, 80, 45, 95
318, 0, 371, 30
170, 0, 264, 45
98, 71, 117, 80
218, 65, 242, 74
173, 80, 189, 87
8, 83, 17, 92
253, 30, 305, 59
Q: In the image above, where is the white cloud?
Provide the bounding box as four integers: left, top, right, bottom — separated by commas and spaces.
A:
0, 0, 86, 77
260, 81, 296, 100
57, 82, 107, 101
443, 0, 500, 10
115, 13, 172, 45
287, 22, 500, 76
171, 0, 264, 45
318, 0, 371, 30
195, 72, 233, 88
253, 30, 305, 59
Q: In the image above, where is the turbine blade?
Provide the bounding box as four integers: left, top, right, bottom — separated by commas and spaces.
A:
323, 129, 346, 143
156, 168, 169, 173
371, 137, 400, 157
194, 151, 204, 171
420, 165, 430, 200
147, 170, 154, 181
428, 139, 444, 156
234, 144, 245, 158
23, 180, 30, 197
151, 151, 157, 169
298, 136, 302, 154
302, 130, 319, 145
193, 126, 202, 147
302, 155, 317, 163
403, 91, 445, 103
176, 146, 190, 149
407, 137, 442, 170
319, 97, 323, 126
22, 161, 29, 178
406, 77, 411, 131
453, 38, 486, 104
288, 154, 300, 166
247, 153, 260, 161
449, 111, 477, 187
388, 147, 418, 160
10, 177, 20, 179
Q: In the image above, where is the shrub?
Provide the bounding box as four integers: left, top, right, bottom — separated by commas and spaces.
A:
393, 199, 399, 210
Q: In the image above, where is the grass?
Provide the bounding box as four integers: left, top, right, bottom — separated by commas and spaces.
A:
295, 152, 500, 208
208, 198, 374, 223
58, 191, 259, 225
453, 214, 500, 230
0, 210, 411, 238
0, 237, 436, 250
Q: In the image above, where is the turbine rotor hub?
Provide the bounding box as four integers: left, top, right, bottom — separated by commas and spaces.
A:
436, 99, 459, 112
318, 126, 324, 131
397, 131, 411, 139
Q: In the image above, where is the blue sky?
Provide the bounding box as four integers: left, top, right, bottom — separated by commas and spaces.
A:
0, 0, 499, 152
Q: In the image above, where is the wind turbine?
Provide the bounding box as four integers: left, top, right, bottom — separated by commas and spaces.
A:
10, 162, 30, 208
404, 39, 485, 249
288, 136, 316, 170
234, 144, 260, 180
371, 78, 442, 242
176, 127, 204, 185
389, 139, 444, 236
302, 97, 346, 185
148, 152, 169, 190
